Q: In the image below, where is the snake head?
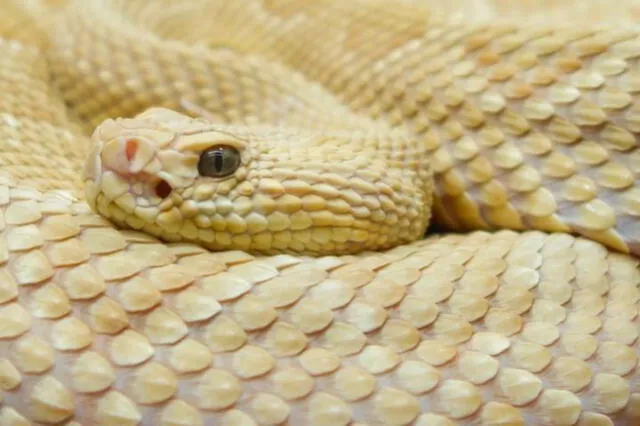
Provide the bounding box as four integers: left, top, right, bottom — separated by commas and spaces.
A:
85, 107, 433, 255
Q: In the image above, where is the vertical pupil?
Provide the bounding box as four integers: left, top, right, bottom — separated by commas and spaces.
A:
198, 146, 238, 177
214, 150, 224, 173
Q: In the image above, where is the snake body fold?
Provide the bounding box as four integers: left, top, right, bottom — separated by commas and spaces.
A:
0, 0, 638, 424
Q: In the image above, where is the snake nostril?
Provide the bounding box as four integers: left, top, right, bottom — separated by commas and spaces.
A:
155, 179, 172, 199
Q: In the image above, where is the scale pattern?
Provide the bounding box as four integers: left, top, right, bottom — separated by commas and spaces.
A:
0, 0, 636, 425
47, 0, 640, 255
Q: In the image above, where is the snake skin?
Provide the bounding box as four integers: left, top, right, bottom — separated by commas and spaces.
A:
0, 0, 638, 425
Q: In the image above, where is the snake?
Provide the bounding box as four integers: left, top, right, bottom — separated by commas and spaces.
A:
0, 0, 638, 424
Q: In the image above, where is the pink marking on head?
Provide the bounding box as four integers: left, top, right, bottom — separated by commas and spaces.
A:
125, 139, 139, 162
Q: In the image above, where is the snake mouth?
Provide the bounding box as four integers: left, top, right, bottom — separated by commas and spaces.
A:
154, 179, 172, 199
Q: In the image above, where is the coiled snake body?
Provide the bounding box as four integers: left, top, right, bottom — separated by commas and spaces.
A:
0, 0, 639, 424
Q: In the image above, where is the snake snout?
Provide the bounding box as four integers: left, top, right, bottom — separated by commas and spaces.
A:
98, 133, 177, 199
101, 136, 158, 177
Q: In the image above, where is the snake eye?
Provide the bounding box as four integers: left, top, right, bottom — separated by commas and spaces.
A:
197, 145, 241, 178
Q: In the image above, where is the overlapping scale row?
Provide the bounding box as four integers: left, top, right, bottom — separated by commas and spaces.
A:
0, 172, 637, 424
